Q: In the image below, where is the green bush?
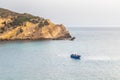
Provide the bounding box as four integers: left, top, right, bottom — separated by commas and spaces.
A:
16, 28, 23, 35
38, 20, 49, 28
38, 22, 44, 27
44, 20, 49, 25
0, 27, 5, 33
10, 16, 31, 26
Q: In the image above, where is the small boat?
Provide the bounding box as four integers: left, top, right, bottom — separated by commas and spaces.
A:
70, 54, 81, 59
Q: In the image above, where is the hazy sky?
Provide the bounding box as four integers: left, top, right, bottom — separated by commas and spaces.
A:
0, 0, 120, 27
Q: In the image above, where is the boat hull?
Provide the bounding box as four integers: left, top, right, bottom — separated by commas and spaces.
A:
70, 54, 80, 59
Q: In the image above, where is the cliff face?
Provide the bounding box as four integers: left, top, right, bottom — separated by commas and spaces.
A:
0, 8, 71, 40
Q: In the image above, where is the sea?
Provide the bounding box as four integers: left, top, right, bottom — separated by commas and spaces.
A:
0, 27, 120, 80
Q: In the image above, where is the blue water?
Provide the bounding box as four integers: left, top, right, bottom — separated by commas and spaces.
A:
0, 27, 120, 80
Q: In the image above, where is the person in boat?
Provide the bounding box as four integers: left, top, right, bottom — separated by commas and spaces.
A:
74, 53, 78, 56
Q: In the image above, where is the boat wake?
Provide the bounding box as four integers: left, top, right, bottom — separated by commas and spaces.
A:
85, 56, 120, 61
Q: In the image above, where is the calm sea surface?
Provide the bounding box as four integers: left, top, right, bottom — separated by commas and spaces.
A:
0, 27, 120, 80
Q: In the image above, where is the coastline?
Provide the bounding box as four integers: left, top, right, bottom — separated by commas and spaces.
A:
0, 37, 74, 41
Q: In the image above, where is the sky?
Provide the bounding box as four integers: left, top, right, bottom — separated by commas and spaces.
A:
0, 0, 120, 27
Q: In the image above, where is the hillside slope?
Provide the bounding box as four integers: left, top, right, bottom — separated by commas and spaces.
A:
0, 8, 71, 40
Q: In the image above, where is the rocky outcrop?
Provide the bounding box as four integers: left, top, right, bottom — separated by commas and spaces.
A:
0, 8, 71, 40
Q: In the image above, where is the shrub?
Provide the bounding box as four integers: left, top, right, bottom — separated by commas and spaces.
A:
16, 28, 23, 35
38, 20, 49, 28
10, 16, 31, 26
38, 22, 44, 28
0, 27, 5, 33
44, 20, 49, 25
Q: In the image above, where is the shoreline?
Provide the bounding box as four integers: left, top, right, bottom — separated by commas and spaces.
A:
0, 37, 75, 41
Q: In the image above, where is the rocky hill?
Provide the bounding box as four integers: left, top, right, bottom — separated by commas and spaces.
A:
0, 8, 71, 40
